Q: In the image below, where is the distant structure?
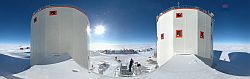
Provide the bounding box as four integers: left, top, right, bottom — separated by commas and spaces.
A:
102, 49, 138, 54
156, 6, 214, 66
31, 5, 89, 69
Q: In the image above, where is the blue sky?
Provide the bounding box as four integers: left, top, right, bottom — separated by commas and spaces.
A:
0, 0, 249, 45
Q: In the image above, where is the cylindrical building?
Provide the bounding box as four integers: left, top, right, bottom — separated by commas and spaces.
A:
31, 5, 89, 69
156, 6, 214, 66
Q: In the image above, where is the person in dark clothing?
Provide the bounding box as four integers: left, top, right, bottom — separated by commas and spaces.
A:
129, 58, 134, 72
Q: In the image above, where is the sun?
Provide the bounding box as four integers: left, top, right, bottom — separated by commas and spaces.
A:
94, 25, 106, 35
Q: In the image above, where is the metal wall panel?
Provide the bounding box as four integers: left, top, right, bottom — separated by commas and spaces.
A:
157, 11, 174, 66
31, 6, 89, 69
157, 8, 213, 66
173, 9, 198, 54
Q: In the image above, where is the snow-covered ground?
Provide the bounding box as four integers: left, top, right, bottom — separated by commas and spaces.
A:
0, 44, 30, 79
141, 54, 250, 79
0, 44, 30, 59
89, 43, 156, 50
89, 44, 157, 77
214, 44, 250, 62
0, 44, 249, 79
213, 44, 250, 76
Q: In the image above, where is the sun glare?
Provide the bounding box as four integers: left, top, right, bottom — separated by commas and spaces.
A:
94, 25, 105, 35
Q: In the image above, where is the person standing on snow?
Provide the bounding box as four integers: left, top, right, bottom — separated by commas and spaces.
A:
129, 58, 134, 72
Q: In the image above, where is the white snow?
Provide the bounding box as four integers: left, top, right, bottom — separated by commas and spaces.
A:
89, 43, 155, 50
0, 44, 249, 79
0, 44, 30, 59
89, 44, 157, 77
140, 54, 249, 79
10, 54, 249, 79
214, 44, 250, 62
14, 59, 100, 79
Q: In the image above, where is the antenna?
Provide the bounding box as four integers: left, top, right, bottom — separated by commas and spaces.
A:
178, 2, 180, 8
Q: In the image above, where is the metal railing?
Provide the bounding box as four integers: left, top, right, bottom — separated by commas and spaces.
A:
156, 5, 214, 21
32, 4, 84, 16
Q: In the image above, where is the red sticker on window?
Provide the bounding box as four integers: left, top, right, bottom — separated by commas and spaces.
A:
176, 30, 182, 38
161, 33, 164, 40
176, 13, 183, 18
49, 10, 57, 16
200, 31, 204, 39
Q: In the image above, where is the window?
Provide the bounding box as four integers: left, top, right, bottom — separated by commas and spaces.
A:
34, 17, 37, 23
176, 30, 182, 38
176, 13, 183, 18
200, 31, 204, 39
49, 10, 57, 16
161, 33, 164, 40
211, 35, 213, 40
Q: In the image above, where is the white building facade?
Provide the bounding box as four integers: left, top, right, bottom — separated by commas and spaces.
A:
31, 5, 89, 69
157, 7, 214, 66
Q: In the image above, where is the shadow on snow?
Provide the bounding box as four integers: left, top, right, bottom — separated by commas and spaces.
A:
0, 54, 31, 78
212, 50, 250, 76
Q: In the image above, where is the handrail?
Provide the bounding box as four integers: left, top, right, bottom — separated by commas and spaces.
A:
32, 4, 85, 16
156, 5, 214, 21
